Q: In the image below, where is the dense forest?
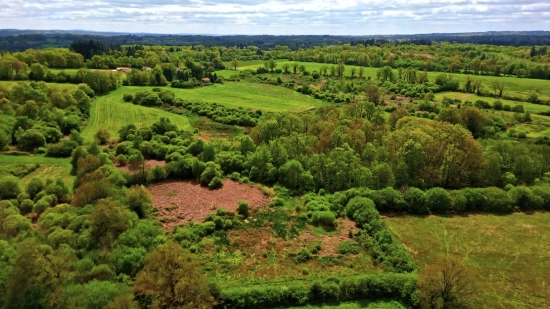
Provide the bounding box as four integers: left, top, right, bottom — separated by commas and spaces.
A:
2, 30, 550, 52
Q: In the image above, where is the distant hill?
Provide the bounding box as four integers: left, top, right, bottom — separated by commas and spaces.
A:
1, 29, 549, 52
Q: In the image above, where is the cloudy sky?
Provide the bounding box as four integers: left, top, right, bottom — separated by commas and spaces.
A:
1, 0, 549, 35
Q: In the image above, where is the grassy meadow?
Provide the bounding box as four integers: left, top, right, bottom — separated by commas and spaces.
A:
119, 83, 325, 113
386, 213, 550, 309
82, 89, 193, 141
0, 155, 74, 185
435, 92, 550, 114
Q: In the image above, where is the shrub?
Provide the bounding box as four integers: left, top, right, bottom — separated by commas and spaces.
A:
484, 187, 512, 213
425, 187, 452, 213
19, 199, 34, 214
0, 176, 22, 200
493, 100, 503, 110
237, 200, 249, 218
123, 93, 134, 102
508, 186, 542, 210
503, 104, 511, 111
404, 187, 427, 214
339, 240, 360, 254
95, 128, 111, 144
17, 129, 46, 151
208, 176, 223, 190
117, 154, 128, 166
224, 219, 233, 229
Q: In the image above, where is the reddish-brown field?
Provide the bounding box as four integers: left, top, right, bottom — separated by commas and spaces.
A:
149, 179, 270, 229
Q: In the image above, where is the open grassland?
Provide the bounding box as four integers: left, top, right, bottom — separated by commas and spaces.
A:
0, 155, 73, 186
121, 82, 325, 112
0, 80, 79, 92
386, 213, 550, 309
238, 60, 376, 78
82, 89, 193, 141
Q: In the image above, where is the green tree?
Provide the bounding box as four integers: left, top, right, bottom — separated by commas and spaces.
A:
133, 242, 216, 309
425, 188, 452, 213
90, 198, 136, 249
418, 256, 476, 309
0, 176, 22, 200
17, 128, 46, 151
230, 58, 239, 70
94, 128, 111, 145
126, 185, 153, 219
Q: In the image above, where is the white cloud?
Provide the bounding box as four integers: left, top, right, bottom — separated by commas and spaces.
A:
1, 0, 548, 34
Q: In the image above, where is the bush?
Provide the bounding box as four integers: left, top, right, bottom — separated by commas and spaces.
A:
404, 187, 427, 214
338, 240, 360, 254
237, 200, 249, 218
425, 187, 452, 213
117, 154, 128, 166
46, 140, 79, 157
484, 187, 512, 213
0, 176, 22, 199
95, 128, 111, 144
19, 199, 34, 214
508, 186, 542, 210
493, 100, 503, 110
18, 129, 46, 151
123, 93, 134, 102
208, 176, 223, 190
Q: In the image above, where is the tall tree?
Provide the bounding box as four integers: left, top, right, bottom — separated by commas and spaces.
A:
133, 242, 216, 309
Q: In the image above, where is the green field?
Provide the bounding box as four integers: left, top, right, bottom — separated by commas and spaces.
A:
120, 82, 325, 113
0, 155, 74, 185
0, 80, 79, 92
386, 213, 550, 309
238, 60, 376, 78
82, 89, 193, 141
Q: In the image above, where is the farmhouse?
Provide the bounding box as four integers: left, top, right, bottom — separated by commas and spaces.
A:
116, 67, 132, 73
201, 78, 213, 86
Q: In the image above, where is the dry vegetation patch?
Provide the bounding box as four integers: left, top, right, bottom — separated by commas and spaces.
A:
149, 179, 270, 228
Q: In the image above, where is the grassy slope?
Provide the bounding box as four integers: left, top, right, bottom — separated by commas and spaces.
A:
0, 155, 74, 185
386, 213, 550, 309
82, 88, 193, 141
434, 92, 550, 114
119, 83, 325, 113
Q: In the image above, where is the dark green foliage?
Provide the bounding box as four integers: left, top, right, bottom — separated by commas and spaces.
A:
17, 128, 46, 151
219, 273, 419, 309
46, 140, 79, 157
425, 187, 452, 213
238, 200, 249, 218
0, 176, 22, 200
338, 240, 360, 254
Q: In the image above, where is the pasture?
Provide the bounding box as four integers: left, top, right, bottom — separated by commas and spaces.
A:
386, 213, 550, 309
0, 155, 73, 185
82, 89, 193, 141
119, 82, 325, 113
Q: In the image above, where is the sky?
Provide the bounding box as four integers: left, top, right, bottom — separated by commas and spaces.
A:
1, 0, 549, 35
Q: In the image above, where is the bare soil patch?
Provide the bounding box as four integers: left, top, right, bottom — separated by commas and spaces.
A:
149, 179, 270, 229
294, 218, 356, 256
